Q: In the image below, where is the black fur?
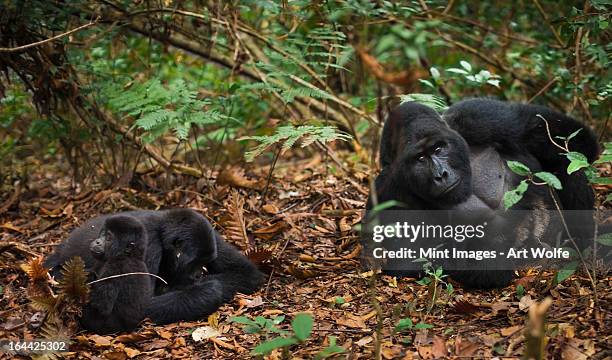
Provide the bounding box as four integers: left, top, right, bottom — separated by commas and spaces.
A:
374, 102, 473, 209
79, 215, 152, 334
45, 209, 265, 325
365, 99, 599, 289
443, 98, 598, 213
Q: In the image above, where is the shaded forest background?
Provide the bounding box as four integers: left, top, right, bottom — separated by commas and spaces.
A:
0, 1, 610, 359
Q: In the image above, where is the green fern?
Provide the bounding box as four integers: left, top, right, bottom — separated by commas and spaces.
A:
106, 78, 228, 142
239, 125, 352, 162
399, 93, 448, 112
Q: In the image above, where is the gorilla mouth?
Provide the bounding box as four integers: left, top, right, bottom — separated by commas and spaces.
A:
441, 179, 461, 195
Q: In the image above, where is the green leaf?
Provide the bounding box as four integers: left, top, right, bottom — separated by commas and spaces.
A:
590, 177, 612, 185
460, 60, 472, 72
244, 325, 262, 334
291, 313, 313, 341
516, 284, 525, 298
395, 318, 413, 332
398, 93, 448, 112
414, 323, 434, 330
486, 79, 501, 88
555, 261, 578, 284
503, 180, 529, 209
594, 154, 612, 164
507, 161, 531, 176
565, 152, 589, 174
534, 172, 562, 190
251, 337, 298, 355
315, 337, 346, 359
416, 276, 431, 285
446, 283, 453, 294
566, 128, 582, 141
370, 200, 403, 213
565, 151, 588, 162
447, 68, 469, 75
230, 316, 254, 325
239, 125, 351, 162
255, 316, 267, 326
596, 233, 612, 247
335, 296, 345, 305
430, 67, 440, 80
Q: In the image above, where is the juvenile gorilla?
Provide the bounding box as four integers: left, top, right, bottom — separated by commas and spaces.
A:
80, 215, 152, 334
365, 99, 599, 288
45, 209, 265, 325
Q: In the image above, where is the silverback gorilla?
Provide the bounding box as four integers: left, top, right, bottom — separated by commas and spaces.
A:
80, 215, 152, 334
45, 209, 265, 328
365, 98, 599, 288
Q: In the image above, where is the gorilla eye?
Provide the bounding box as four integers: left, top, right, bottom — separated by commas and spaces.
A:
417, 154, 426, 162
434, 146, 442, 155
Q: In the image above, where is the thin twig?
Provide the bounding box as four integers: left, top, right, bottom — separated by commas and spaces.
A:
528, 78, 558, 103
0, 19, 99, 53
535, 115, 568, 152
531, 0, 565, 48
88, 272, 168, 285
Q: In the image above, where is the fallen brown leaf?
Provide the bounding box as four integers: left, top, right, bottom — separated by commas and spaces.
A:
454, 336, 480, 357
501, 325, 523, 337
337, 313, 367, 329
217, 168, 263, 191
432, 336, 447, 358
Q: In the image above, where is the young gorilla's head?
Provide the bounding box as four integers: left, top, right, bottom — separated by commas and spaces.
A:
89, 215, 147, 261
160, 209, 218, 282
381, 102, 472, 205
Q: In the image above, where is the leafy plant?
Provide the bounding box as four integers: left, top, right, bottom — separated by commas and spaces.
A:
239, 124, 352, 162
399, 93, 448, 112
421, 61, 501, 96
516, 284, 525, 299
416, 263, 453, 312
394, 317, 433, 332
503, 137, 610, 209
503, 160, 562, 209
445, 61, 501, 88
106, 79, 229, 142
231, 315, 287, 335
248, 313, 314, 356
315, 336, 346, 359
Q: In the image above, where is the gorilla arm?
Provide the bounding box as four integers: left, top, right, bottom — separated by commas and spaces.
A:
85, 282, 118, 317
144, 231, 265, 325
443, 98, 598, 213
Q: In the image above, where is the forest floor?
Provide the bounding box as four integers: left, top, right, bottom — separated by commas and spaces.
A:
0, 151, 610, 359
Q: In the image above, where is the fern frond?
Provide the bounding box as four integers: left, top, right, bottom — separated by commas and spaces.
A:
58, 257, 89, 304
399, 93, 448, 112
239, 125, 352, 162
21, 256, 48, 281
30, 295, 59, 313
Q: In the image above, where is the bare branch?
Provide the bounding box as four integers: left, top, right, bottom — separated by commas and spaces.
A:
0, 19, 99, 53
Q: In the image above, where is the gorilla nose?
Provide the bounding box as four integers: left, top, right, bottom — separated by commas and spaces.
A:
434, 170, 449, 182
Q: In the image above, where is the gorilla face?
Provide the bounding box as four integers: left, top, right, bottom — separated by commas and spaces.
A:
89, 216, 146, 261
383, 102, 472, 206
402, 133, 471, 204
161, 209, 218, 277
